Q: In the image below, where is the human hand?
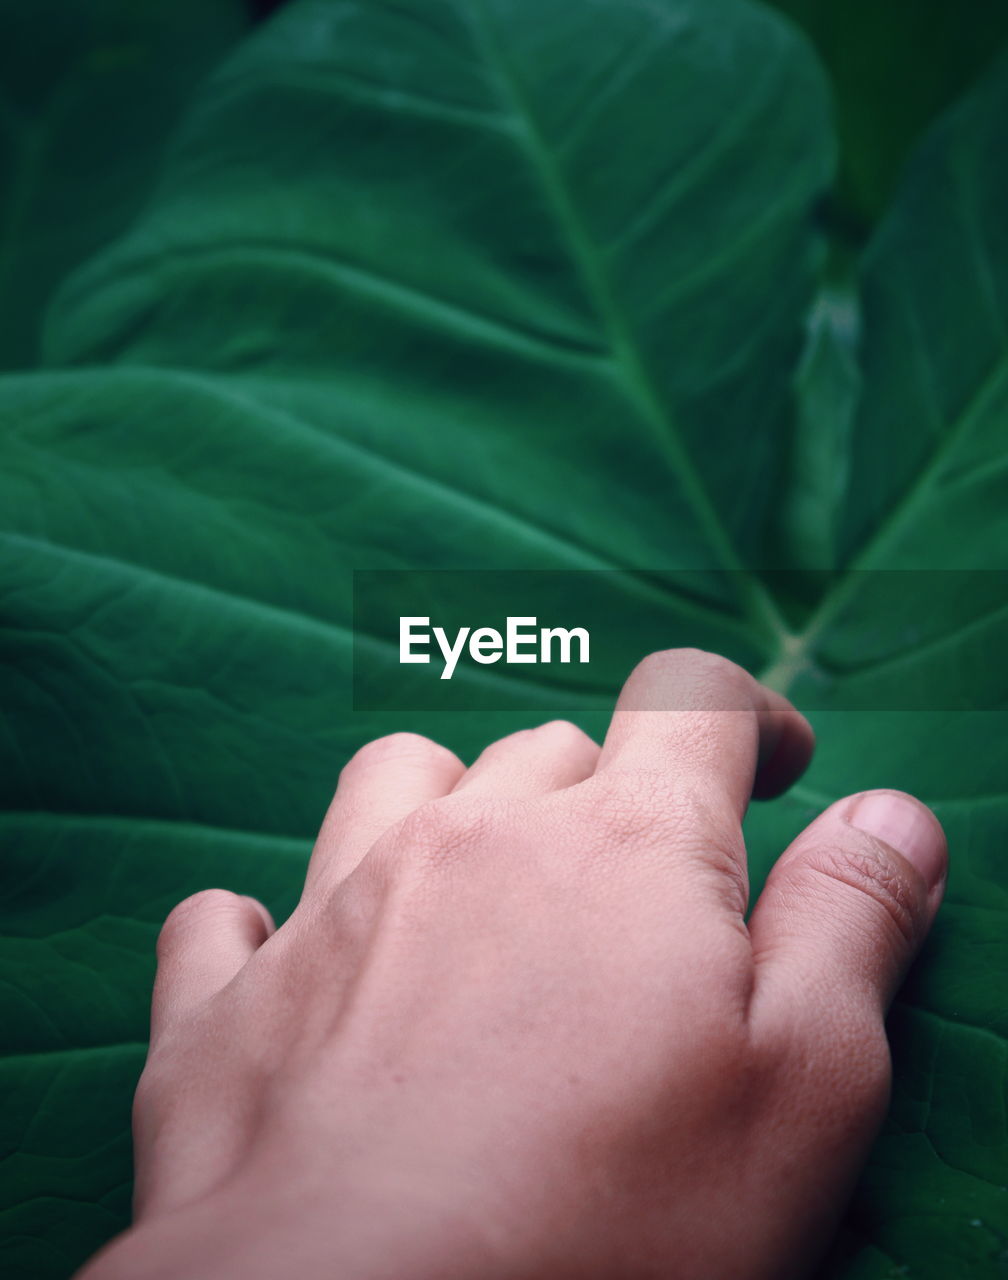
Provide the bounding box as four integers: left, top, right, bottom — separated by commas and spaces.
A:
77, 649, 947, 1280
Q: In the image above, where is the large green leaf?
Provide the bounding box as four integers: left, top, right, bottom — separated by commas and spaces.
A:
0, 0, 252, 371
1, 2, 1005, 1277
42, 0, 832, 576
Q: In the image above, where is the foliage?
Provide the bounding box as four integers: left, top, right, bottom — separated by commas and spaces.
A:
1, 2, 1005, 1275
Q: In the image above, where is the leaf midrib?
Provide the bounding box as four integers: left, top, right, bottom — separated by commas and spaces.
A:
762, 347, 1008, 692
464, 0, 788, 651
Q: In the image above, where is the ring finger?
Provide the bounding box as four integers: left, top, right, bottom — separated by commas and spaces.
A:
452, 720, 599, 798
302, 732, 465, 893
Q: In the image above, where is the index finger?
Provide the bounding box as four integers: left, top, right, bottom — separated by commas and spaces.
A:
596, 649, 814, 820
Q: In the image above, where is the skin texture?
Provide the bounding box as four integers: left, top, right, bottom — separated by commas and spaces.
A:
76, 649, 948, 1280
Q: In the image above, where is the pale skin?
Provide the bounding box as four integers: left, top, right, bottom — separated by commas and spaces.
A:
77, 649, 948, 1280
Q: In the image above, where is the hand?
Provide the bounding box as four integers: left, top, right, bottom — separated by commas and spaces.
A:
77, 649, 947, 1280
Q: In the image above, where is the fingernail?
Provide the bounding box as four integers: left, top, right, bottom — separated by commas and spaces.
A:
848, 791, 947, 890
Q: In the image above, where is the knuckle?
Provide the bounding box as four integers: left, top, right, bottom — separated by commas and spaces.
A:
157, 888, 239, 957
804, 836, 924, 946
470, 729, 532, 763
477, 720, 590, 761
396, 797, 491, 860
396, 800, 452, 850
669, 782, 744, 846
688, 834, 750, 915
571, 775, 749, 908
342, 732, 458, 776
579, 769, 741, 854
534, 718, 592, 746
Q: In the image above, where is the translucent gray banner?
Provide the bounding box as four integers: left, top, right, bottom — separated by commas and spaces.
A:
352, 569, 1007, 712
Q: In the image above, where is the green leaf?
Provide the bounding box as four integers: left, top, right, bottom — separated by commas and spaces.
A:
0, 3, 1005, 1278
0, 0, 251, 372
841, 60, 1008, 572
766, 0, 1008, 230
43, 0, 833, 577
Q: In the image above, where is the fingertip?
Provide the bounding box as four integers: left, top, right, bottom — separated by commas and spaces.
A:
845, 789, 948, 896
749, 786, 946, 1023
158, 887, 269, 952
752, 695, 815, 800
